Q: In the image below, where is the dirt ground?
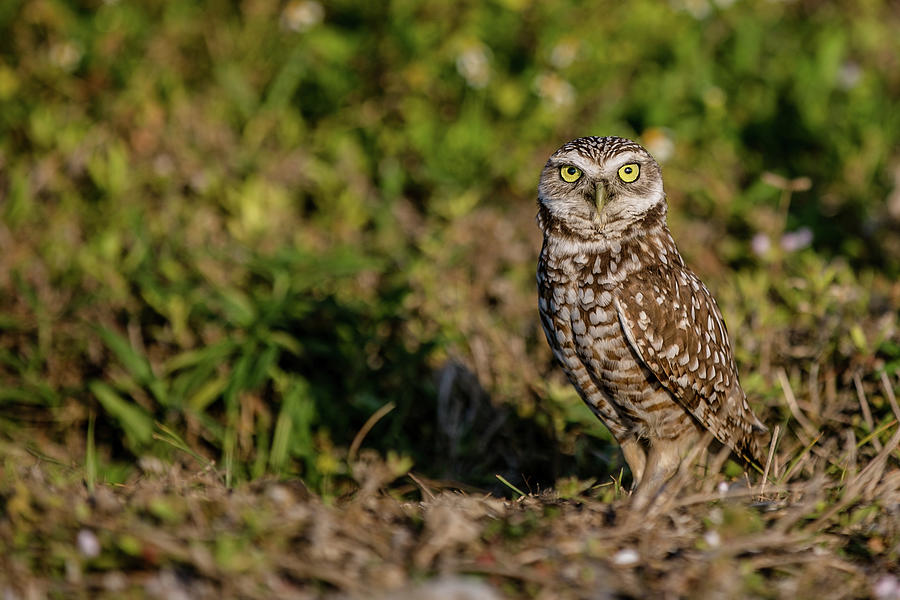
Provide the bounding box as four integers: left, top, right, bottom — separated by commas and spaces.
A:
1, 431, 898, 599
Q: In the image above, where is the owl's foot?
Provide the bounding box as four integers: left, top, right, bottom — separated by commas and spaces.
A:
619, 438, 647, 488
629, 434, 699, 510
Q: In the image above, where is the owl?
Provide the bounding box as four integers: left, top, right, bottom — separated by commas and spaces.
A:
536, 136, 768, 502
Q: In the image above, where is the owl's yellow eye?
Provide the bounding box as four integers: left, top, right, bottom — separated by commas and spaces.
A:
617, 163, 640, 183
560, 165, 582, 183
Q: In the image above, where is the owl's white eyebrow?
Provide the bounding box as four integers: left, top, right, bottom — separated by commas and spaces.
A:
550, 156, 592, 169
610, 152, 643, 168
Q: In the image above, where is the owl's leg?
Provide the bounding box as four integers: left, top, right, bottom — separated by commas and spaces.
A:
631, 431, 699, 509
619, 438, 647, 489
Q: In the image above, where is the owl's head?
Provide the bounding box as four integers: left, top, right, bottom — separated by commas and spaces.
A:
538, 136, 665, 238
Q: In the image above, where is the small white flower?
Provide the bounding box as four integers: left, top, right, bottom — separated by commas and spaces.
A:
780, 227, 813, 252
873, 574, 900, 600
77, 529, 101, 558
612, 548, 639, 566
670, 0, 711, 19
281, 1, 324, 33
456, 45, 491, 89
533, 73, 575, 108
550, 40, 579, 69
642, 128, 675, 163
704, 530, 721, 548
838, 61, 862, 90
751, 233, 771, 257
49, 41, 83, 72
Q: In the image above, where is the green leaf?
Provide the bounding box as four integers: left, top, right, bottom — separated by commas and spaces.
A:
269, 377, 315, 474
90, 382, 153, 448
188, 376, 230, 413
96, 327, 169, 405
97, 327, 154, 382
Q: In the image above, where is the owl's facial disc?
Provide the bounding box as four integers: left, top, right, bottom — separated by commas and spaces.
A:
538, 137, 667, 239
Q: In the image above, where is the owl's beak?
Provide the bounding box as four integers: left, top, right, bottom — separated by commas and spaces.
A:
594, 181, 607, 214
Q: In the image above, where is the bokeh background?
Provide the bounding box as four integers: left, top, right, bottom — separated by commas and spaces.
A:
2, 0, 899, 495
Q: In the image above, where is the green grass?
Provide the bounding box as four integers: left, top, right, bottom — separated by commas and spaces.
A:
1, 0, 899, 597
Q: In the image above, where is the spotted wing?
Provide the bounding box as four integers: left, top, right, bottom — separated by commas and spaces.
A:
614, 264, 768, 466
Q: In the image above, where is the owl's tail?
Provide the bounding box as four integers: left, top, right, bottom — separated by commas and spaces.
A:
735, 418, 772, 471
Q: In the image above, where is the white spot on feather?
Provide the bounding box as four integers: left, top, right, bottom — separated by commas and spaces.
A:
629, 253, 641, 269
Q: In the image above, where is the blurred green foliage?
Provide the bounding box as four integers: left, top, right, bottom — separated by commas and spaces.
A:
0, 0, 898, 494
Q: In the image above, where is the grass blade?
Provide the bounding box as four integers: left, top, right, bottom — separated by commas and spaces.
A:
85, 413, 96, 494
495, 474, 526, 498
90, 381, 153, 448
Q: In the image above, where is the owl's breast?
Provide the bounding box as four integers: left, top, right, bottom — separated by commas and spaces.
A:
538, 240, 689, 439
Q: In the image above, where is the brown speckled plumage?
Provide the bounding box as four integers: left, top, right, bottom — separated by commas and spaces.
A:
536, 136, 767, 498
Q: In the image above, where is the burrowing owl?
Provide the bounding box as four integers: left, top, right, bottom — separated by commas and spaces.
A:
536, 136, 768, 499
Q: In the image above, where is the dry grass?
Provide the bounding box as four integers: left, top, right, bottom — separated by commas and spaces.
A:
2, 386, 898, 600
